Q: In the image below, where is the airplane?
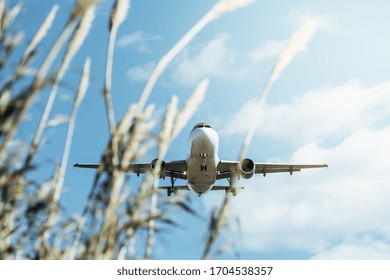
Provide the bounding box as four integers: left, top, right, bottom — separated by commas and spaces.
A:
74, 122, 328, 197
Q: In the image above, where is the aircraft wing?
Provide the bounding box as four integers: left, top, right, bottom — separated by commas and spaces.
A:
217, 160, 327, 179
73, 162, 150, 174
74, 160, 188, 179
253, 163, 328, 176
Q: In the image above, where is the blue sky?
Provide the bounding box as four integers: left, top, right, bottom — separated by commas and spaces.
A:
11, 0, 390, 259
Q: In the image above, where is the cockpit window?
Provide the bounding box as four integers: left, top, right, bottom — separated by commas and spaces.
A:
192, 122, 214, 131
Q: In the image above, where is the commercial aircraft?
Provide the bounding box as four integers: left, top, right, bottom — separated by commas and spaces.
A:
74, 122, 327, 196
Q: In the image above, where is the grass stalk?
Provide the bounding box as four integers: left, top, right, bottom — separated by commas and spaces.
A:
124, 0, 253, 124
0, 6, 76, 160
1, 0, 260, 260
203, 18, 320, 259
103, 0, 131, 137
144, 79, 208, 258
39, 57, 90, 258
24, 5, 95, 168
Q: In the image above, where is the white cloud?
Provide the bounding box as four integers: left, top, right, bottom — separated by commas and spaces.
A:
171, 33, 244, 86
239, 19, 321, 159
232, 125, 390, 256
248, 12, 333, 65
248, 40, 286, 64
288, 10, 335, 32
311, 236, 390, 260
222, 80, 390, 144
117, 30, 162, 53
126, 61, 156, 82
218, 77, 390, 258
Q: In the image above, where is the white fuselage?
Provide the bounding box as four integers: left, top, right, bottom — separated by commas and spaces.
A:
186, 125, 220, 195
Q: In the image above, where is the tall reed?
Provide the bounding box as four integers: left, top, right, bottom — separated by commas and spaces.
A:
202, 18, 320, 259
0, 0, 256, 260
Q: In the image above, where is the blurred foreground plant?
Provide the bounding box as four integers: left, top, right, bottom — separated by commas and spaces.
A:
0, 0, 255, 259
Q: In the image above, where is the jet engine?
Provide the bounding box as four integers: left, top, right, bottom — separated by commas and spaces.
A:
150, 158, 166, 178
240, 158, 255, 179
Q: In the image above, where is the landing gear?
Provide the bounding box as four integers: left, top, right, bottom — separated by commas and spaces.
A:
167, 187, 176, 196
167, 175, 177, 196
200, 153, 208, 171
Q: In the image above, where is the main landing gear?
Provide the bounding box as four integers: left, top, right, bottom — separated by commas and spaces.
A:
167, 175, 177, 196
167, 187, 176, 196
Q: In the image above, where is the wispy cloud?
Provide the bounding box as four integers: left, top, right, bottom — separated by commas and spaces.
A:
126, 61, 156, 82
117, 30, 163, 52
311, 236, 390, 259
248, 40, 286, 64
133, 0, 254, 112
222, 80, 390, 143
248, 12, 333, 66
171, 33, 244, 86
239, 18, 320, 159
288, 9, 334, 32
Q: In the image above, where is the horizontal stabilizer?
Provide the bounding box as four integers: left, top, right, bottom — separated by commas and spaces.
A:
74, 163, 100, 168
211, 186, 244, 191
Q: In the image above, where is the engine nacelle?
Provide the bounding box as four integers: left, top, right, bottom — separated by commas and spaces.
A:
240, 158, 255, 179
150, 158, 166, 178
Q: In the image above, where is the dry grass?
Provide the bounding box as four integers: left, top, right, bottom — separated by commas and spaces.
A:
1, 0, 316, 260
0, 0, 255, 260
201, 18, 320, 259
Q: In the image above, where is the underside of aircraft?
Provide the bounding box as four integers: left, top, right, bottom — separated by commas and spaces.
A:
74, 122, 327, 196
